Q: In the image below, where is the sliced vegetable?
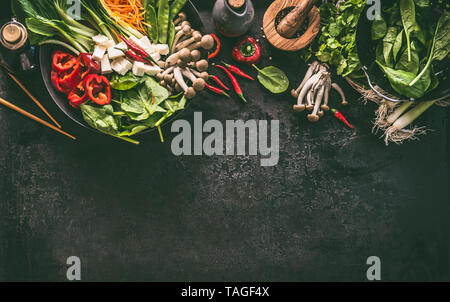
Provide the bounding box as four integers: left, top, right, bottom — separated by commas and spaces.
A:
84, 74, 111, 105
52, 51, 77, 72
68, 81, 88, 108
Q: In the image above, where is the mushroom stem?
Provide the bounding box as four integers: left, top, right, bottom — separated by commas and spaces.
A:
294, 72, 321, 111
174, 67, 189, 92
174, 12, 187, 25
171, 25, 192, 54
292, 61, 319, 98
308, 85, 325, 123
176, 31, 202, 51
321, 77, 332, 111
162, 66, 175, 77
332, 83, 348, 105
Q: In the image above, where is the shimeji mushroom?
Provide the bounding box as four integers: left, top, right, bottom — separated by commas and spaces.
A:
321, 77, 332, 112
332, 83, 347, 106
174, 67, 196, 99
291, 61, 319, 98
308, 85, 326, 122
196, 59, 209, 72
186, 35, 215, 51
182, 68, 206, 92
190, 49, 201, 61
293, 72, 322, 112
171, 24, 192, 54
174, 12, 187, 26
176, 31, 202, 51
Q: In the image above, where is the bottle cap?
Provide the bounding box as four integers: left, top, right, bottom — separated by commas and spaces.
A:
2, 23, 23, 44
228, 0, 245, 9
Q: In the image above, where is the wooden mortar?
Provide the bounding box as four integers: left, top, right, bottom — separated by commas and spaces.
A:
263, 0, 320, 52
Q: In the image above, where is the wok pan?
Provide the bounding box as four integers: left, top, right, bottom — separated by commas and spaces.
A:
355, 0, 449, 103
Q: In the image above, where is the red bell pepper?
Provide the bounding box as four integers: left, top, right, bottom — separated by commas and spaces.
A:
52, 51, 77, 73
51, 70, 72, 94
84, 74, 111, 106
68, 81, 88, 108
79, 53, 100, 80
58, 62, 82, 92
232, 37, 261, 65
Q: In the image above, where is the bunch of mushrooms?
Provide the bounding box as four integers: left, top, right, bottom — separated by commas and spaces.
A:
155, 13, 215, 99
291, 61, 347, 122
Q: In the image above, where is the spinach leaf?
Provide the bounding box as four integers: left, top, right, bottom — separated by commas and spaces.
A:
371, 15, 387, 40
400, 0, 417, 62
382, 27, 400, 67
376, 61, 429, 98
392, 29, 404, 61
110, 72, 145, 91
253, 65, 289, 94
81, 104, 119, 135
395, 41, 420, 74
409, 12, 449, 86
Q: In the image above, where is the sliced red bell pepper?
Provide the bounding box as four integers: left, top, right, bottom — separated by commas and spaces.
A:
51, 70, 72, 94
58, 61, 82, 92
52, 51, 77, 73
79, 53, 100, 79
84, 74, 111, 106
68, 81, 88, 108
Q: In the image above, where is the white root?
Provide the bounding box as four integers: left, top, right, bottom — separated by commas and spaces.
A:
332, 83, 347, 105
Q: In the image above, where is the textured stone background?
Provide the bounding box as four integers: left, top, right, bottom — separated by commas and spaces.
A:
0, 1, 448, 281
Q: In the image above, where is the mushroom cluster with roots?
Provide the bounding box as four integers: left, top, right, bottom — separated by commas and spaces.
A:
155, 13, 215, 99
292, 61, 347, 122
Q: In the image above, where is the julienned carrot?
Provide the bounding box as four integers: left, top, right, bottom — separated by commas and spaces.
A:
222, 61, 254, 81
216, 65, 247, 103
101, 0, 146, 34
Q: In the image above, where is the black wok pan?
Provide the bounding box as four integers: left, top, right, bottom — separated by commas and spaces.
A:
355, 0, 449, 103
39, 1, 204, 133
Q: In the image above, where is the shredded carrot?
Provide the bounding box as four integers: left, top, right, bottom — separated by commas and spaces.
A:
100, 0, 147, 34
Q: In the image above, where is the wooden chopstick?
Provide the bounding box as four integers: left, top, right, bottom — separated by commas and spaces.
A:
0, 97, 76, 140
0, 59, 62, 129
6, 71, 62, 128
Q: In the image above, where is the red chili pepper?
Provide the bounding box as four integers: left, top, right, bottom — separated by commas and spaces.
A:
216, 65, 247, 103
84, 74, 111, 106
68, 81, 88, 108
332, 109, 354, 129
205, 82, 229, 97
58, 62, 82, 92
79, 53, 100, 79
125, 50, 153, 64
51, 70, 72, 94
232, 36, 261, 65
52, 51, 77, 73
222, 61, 254, 81
208, 34, 221, 59
209, 75, 230, 91
118, 35, 156, 65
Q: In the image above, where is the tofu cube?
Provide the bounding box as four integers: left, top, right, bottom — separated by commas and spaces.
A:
111, 59, 123, 74
150, 52, 161, 62
130, 36, 145, 50
102, 40, 115, 49
92, 45, 106, 61
139, 36, 152, 51
132, 61, 146, 77
92, 34, 109, 45
143, 64, 162, 76
116, 41, 128, 50
108, 45, 124, 60
154, 44, 169, 55
100, 55, 112, 75
121, 59, 133, 75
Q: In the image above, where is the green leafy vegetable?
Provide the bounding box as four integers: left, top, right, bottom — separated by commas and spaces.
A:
371, 15, 387, 40
252, 65, 289, 94
110, 72, 145, 91
400, 0, 417, 62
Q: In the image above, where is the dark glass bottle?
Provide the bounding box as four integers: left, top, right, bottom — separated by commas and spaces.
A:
0, 18, 36, 73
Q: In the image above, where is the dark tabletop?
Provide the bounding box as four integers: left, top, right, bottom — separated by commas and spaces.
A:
0, 0, 448, 282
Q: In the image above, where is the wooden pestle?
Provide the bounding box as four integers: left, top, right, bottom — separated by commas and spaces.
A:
277, 0, 317, 38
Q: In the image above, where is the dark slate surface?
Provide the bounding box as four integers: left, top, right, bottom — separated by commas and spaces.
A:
0, 1, 448, 282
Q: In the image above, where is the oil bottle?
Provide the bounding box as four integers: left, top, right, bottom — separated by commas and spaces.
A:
0, 18, 36, 73
212, 0, 255, 37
